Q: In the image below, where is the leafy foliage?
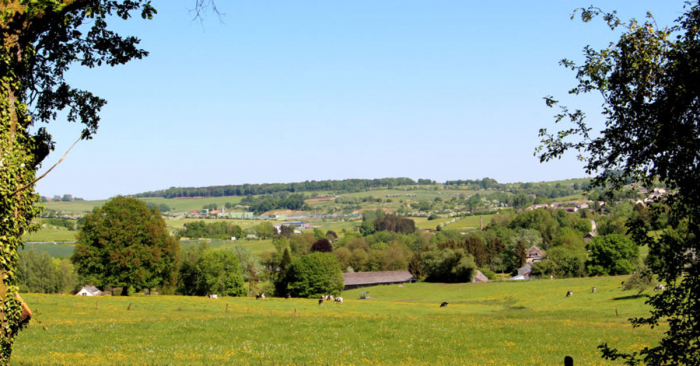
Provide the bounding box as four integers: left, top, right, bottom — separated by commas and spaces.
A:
18, 251, 77, 294
419, 247, 477, 283
1, 0, 157, 360
539, 3, 700, 364
586, 234, 639, 276
278, 253, 343, 298
72, 196, 180, 293
135, 178, 418, 198
373, 215, 416, 234
310, 239, 333, 253
179, 220, 243, 240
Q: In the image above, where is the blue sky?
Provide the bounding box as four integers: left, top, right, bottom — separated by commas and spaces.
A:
35, 1, 688, 200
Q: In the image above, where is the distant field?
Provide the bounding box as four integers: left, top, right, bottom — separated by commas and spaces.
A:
412, 215, 494, 232
413, 217, 452, 230
181, 239, 276, 256
22, 227, 77, 243
140, 196, 244, 213
20, 243, 75, 258
165, 218, 269, 231
14, 276, 661, 365
43, 200, 104, 213
444, 215, 493, 231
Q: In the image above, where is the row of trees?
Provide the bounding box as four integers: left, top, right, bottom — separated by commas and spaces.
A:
180, 221, 244, 240
18, 252, 77, 294
240, 193, 308, 214
135, 178, 418, 199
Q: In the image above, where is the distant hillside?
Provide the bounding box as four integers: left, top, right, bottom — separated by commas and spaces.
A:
133, 177, 421, 199
132, 177, 591, 200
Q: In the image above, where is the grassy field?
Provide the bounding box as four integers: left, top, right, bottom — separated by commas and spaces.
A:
412, 215, 494, 232
444, 215, 494, 231
181, 239, 276, 256
22, 227, 77, 243
13, 276, 661, 365
20, 243, 75, 258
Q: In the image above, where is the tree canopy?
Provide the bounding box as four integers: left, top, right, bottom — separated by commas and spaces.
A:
538, 3, 700, 364
0, 0, 160, 360
72, 196, 180, 294
278, 253, 343, 298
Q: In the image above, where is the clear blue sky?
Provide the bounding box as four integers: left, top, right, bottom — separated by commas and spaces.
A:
34, 0, 688, 200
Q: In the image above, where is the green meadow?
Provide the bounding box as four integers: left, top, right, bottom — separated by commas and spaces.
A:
14, 276, 662, 365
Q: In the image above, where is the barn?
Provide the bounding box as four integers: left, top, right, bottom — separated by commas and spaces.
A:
342, 270, 416, 290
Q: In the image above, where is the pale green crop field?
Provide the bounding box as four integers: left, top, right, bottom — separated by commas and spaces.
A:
413, 217, 452, 230
43, 200, 105, 213
14, 276, 661, 365
22, 227, 77, 243
19, 243, 75, 258
444, 215, 494, 231
181, 239, 276, 256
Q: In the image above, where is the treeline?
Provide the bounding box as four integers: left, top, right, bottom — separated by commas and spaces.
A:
18, 251, 77, 294
179, 221, 244, 240
240, 193, 308, 215
134, 178, 418, 198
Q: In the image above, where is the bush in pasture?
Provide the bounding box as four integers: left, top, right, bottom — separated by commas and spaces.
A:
194, 250, 246, 297
478, 268, 497, 280
177, 243, 246, 297
420, 248, 477, 283
72, 196, 180, 294
586, 234, 639, 276
278, 253, 343, 298
18, 251, 77, 294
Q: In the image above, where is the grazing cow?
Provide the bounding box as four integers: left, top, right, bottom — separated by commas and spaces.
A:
654, 284, 666, 292
335, 297, 343, 304
255, 293, 266, 300
318, 298, 324, 306
566, 290, 573, 297
440, 302, 448, 307
592, 286, 597, 293
207, 294, 218, 299
329, 295, 334, 302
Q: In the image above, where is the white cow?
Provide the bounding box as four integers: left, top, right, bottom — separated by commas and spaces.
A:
334, 297, 343, 304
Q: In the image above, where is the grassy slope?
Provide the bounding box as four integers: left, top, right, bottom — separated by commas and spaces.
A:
14, 276, 660, 365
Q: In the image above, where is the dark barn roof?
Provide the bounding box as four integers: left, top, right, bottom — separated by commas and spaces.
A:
342, 270, 416, 290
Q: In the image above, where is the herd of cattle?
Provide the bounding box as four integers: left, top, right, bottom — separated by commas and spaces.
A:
318, 295, 343, 305
565, 283, 666, 297
205, 282, 669, 304
206, 292, 344, 304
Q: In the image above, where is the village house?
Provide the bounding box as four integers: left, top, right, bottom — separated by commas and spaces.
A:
526, 246, 544, 263
75, 285, 102, 296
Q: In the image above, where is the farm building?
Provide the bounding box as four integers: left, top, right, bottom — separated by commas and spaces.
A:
509, 263, 532, 280
526, 246, 544, 263
279, 221, 311, 229
75, 285, 102, 296
342, 270, 416, 290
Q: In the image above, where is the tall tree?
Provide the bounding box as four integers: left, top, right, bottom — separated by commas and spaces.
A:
0, 1, 162, 361
279, 253, 343, 298
72, 196, 180, 294
538, 3, 700, 364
